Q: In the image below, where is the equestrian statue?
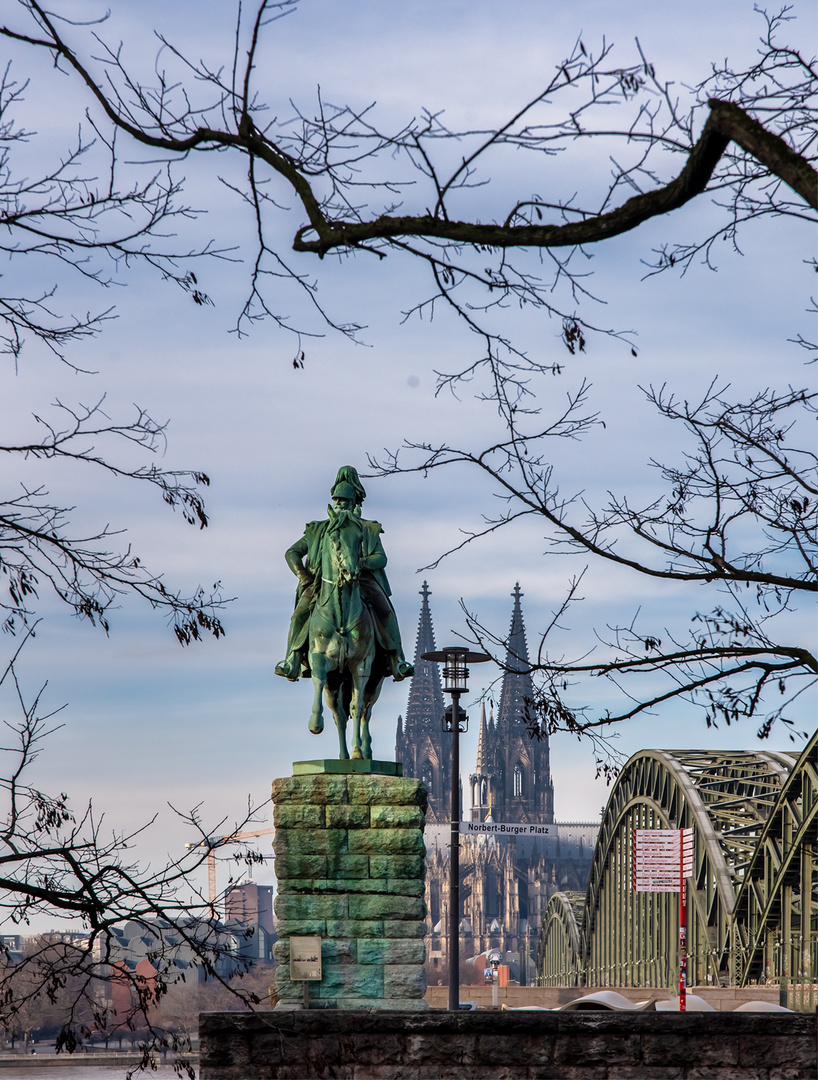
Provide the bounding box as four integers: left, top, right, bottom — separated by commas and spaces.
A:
275, 466, 413, 760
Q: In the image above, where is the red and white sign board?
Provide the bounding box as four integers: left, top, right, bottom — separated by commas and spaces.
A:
632, 828, 694, 891
631, 828, 695, 1012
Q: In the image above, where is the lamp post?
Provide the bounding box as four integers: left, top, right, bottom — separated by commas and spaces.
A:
421, 645, 490, 1011
488, 950, 502, 1008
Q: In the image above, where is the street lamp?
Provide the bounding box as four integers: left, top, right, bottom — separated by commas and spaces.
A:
421, 645, 490, 1011
488, 950, 502, 1008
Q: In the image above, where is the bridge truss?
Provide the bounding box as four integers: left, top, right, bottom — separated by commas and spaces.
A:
537, 734, 817, 990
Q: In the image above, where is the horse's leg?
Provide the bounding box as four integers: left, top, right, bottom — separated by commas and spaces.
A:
348, 661, 363, 760
308, 651, 328, 736
360, 666, 385, 761
323, 674, 350, 760
349, 695, 361, 760
349, 653, 375, 760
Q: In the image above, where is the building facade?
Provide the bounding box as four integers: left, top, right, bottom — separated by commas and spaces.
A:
224, 881, 276, 960
397, 584, 597, 985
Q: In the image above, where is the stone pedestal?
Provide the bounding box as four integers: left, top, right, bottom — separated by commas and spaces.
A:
272, 760, 428, 1010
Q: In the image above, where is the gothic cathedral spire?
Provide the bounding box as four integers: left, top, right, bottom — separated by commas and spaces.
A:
469, 584, 554, 825
496, 582, 535, 730
395, 582, 451, 822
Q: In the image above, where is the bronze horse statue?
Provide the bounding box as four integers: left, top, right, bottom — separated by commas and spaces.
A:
275, 466, 414, 760
306, 512, 387, 759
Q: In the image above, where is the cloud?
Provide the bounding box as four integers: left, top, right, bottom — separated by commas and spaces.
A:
1, 0, 814, 927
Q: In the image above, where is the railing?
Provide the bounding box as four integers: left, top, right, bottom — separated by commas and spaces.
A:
787, 979, 817, 1013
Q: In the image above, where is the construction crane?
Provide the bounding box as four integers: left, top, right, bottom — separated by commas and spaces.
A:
186, 828, 275, 905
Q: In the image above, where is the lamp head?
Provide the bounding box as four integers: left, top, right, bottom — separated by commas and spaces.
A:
420, 645, 491, 693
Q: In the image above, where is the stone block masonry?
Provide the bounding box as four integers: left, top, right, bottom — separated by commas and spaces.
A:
200, 1010, 818, 1080
271, 767, 428, 1010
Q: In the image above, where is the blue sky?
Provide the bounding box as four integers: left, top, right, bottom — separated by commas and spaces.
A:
1, 0, 815, 925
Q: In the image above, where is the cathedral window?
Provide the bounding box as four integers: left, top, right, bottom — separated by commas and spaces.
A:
513, 765, 523, 797
518, 887, 528, 919
480, 778, 488, 806
486, 879, 500, 918
420, 761, 434, 796
429, 884, 440, 926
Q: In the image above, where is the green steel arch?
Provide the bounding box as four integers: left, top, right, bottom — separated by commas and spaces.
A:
536, 891, 585, 988
731, 731, 817, 988
537, 737, 816, 991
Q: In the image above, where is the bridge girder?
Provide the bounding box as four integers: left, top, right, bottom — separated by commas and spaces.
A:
537, 736, 816, 990
536, 891, 585, 988
731, 734, 817, 987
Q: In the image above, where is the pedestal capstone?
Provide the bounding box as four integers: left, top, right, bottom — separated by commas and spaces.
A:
272, 759, 428, 1010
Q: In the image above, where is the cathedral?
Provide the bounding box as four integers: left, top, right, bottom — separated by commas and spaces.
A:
396, 583, 598, 985
395, 582, 450, 822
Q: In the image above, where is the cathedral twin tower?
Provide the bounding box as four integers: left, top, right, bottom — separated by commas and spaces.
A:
395, 581, 555, 828
396, 583, 594, 983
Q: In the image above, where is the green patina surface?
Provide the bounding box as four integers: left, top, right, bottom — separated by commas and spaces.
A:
273, 768, 428, 1007
275, 467, 414, 762
348, 775, 427, 806
347, 827, 426, 855
272, 773, 426, 806
326, 853, 371, 878
272, 804, 325, 829
369, 854, 425, 878
356, 939, 425, 966
274, 918, 327, 938
274, 986, 429, 1011
370, 804, 425, 828
311, 963, 385, 997
383, 964, 427, 997
277, 876, 425, 896
324, 919, 385, 938
272, 775, 350, 805
273, 854, 328, 879
274, 938, 354, 965
274, 802, 423, 830
275, 893, 350, 921
273, 828, 349, 858
293, 759, 403, 776
348, 893, 425, 920
325, 804, 371, 829
322, 918, 427, 939
382, 919, 426, 939
274, 938, 425, 967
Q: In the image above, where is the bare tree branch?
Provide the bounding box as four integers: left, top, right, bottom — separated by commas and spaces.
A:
0, 1, 813, 385
379, 380, 816, 741
0, 398, 229, 641
0, 640, 270, 1064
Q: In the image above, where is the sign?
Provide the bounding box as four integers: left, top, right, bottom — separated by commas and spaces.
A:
460, 821, 551, 837
631, 828, 694, 1013
289, 936, 322, 982
632, 828, 693, 892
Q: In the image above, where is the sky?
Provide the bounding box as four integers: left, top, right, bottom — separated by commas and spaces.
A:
0, 0, 815, 928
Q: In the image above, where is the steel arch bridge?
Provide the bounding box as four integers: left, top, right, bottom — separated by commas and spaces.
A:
537, 734, 817, 990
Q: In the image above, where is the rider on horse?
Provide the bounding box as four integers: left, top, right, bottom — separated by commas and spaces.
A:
275, 466, 414, 685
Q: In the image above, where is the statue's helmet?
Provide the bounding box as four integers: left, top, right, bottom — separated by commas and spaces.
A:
331, 465, 366, 505
331, 480, 358, 502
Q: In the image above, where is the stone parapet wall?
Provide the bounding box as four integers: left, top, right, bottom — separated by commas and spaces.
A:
200, 1010, 818, 1079
272, 771, 428, 1010
424, 984, 783, 1010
